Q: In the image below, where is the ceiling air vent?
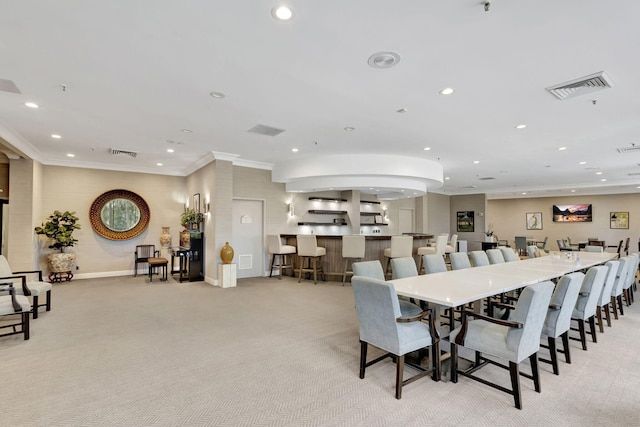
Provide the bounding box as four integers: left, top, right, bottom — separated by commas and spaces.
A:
546, 71, 613, 100
627, 172, 640, 176
248, 124, 285, 137
109, 148, 137, 158
617, 145, 640, 154
478, 177, 496, 181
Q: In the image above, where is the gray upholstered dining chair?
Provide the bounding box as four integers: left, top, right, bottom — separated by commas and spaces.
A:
417, 235, 447, 274
351, 276, 440, 399
0, 255, 51, 319
500, 247, 520, 262
539, 273, 583, 375
610, 256, 631, 319
390, 257, 418, 279
449, 252, 471, 270
353, 261, 422, 316
536, 237, 549, 253
486, 248, 505, 264
450, 281, 554, 409
595, 260, 619, 332
622, 252, 638, 306
514, 236, 528, 256
0, 280, 31, 340
383, 236, 414, 278
585, 245, 604, 253
527, 245, 539, 258
570, 266, 608, 350
469, 251, 490, 267
422, 254, 448, 274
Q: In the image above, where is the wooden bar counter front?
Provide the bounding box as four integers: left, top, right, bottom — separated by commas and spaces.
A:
281, 234, 434, 281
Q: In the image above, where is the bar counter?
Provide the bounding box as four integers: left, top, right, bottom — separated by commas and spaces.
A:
281, 234, 434, 280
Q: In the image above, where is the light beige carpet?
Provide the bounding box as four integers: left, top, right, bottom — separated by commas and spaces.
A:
1, 275, 640, 426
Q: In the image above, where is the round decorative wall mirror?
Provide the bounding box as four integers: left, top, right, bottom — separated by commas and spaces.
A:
90, 189, 150, 240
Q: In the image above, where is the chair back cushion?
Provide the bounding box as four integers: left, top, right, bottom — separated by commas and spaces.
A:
623, 253, 639, 290
542, 272, 583, 338
514, 236, 528, 251
433, 235, 448, 255
469, 251, 490, 267
585, 245, 604, 253
486, 249, 505, 264
527, 245, 538, 258
267, 235, 283, 254
352, 260, 385, 280
0, 255, 15, 287
500, 247, 520, 262
342, 235, 366, 258
599, 260, 619, 306
389, 236, 413, 258
611, 257, 630, 297
572, 266, 608, 319
297, 235, 321, 257
423, 254, 447, 274
390, 257, 418, 279
449, 252, 471, 270
351, 276, 431, 355
135, 245, 156, 259
507, 281, 555, 363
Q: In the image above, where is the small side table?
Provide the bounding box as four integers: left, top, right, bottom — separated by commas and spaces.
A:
218, 264, 237, 288
148, 257, 168, 282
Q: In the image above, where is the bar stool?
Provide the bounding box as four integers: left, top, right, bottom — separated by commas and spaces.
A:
383, 235, 413, 278
342, 235, 365, 285
296, 235, 326, 284
267, 235, 296, 279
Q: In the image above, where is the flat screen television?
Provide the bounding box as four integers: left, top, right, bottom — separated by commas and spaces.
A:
552, 204, 592, 222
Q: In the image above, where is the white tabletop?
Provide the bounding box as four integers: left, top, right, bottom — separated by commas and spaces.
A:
389, 251, 616, 308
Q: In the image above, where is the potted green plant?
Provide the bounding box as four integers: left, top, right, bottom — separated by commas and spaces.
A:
34, 210, 81, 274
179, 208, 203, 249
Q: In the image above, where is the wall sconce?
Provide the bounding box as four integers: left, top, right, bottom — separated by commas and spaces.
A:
205, 201, 211, 214
288, 202, 295, 217
383, 209, 388, 220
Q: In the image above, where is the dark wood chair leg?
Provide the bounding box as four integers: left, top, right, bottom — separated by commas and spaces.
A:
530, 353, 541, 392
46, 290, 51, 311
342, 259, 348, 285
617, 295, 624, 316
561, 331, 571, 364
509, 361, 522, 409
359, 341, 367, 379
23, 312, 30, 340
312, 257, 318, 284
596, 307, 604, 333
395, 354, 405, 399
588, 316, 597, 343
450, 343, 458, 383
578, 319, 587, 350
269, 254, 276, 277
611, 296, 619, 320
298, 257, 305, 283
431, 340, 441, 381
548, 336, 559, 375
32, 295, 39, 319
604, 304, 611, 327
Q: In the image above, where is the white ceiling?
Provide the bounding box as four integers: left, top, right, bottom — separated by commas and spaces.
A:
1, 1, 640, 199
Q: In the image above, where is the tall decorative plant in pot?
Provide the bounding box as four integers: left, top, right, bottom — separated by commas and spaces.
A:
34, 210, 81, 274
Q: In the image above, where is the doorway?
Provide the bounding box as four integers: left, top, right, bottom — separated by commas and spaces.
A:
398, 208, 414, 234
231, 199, 264, 279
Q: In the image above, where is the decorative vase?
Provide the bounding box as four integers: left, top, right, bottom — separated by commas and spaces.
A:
160, 226, 172, 248
220, 242, 234, 264
180, 228, 190, 249
47, 252, 76, 273
484, 236, 494, 243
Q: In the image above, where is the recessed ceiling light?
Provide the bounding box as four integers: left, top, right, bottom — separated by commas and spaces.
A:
66, 153, 75, 158
291, 148, 299, 152
445, 177, 450, 180
400, 189, 405, 192
515, 124, 527, 129
156, 163, 163, 166
271, 6, 294, 20
209, 91, 226, 98
522, 192, 527, 195
51, 134, 61, 139
167, 148, 174, 153
558, 147, 567, 151
595, 171, 603, 175
571, 189, 576, 192
579, 161, 586, 165
396, 108, 408, 113
600, 178, 607, 182
439, 88, 454, 95
25, 102, 39, 108
181, 129, 192, 133
344, 127, 355, 131
368, 52, 401, 69
423, 147, 431, 151
473, 160, 480, 164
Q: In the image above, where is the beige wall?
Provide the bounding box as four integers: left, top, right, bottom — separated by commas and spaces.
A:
487, 194, 640, 252
426, 192, 450, 236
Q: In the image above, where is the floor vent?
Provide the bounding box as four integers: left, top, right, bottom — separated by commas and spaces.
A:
109, 148, 137, 158
546, 71, 613, 100
248, 124, 285, 137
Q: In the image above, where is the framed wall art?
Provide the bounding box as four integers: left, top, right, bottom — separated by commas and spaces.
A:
526, 212, 543, 230
610, 211, 629, 229
456, 211, 474, 232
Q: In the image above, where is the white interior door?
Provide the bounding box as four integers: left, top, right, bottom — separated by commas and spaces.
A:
231, 199, 264, 279
399, 208, 414, 234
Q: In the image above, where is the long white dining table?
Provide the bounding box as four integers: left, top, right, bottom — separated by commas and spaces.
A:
389, 251, 616, 328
